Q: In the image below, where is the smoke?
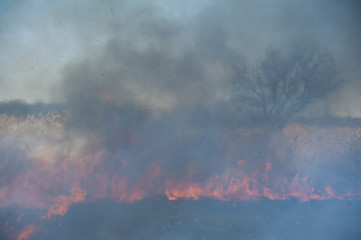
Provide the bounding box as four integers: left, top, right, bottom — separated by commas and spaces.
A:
0, 0, 359, 110
47, 0, 360, 121
45, 0, 360, 176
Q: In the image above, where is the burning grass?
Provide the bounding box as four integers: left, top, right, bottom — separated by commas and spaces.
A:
0, 112, 360, 239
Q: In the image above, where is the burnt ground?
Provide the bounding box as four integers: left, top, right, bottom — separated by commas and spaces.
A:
1, 198, 361, 240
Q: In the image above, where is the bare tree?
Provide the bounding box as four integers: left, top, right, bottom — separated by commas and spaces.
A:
232, 45, 341, 126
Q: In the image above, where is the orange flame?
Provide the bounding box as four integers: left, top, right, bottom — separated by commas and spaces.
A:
1, 113, 361, 238
17, 213, 25, 222
46, 187, 86, 219
16, 224, 37, 240
163, 163, 352, 202
237, 159, 245, 165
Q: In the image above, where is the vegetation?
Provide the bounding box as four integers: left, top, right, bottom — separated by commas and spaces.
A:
232, 45, 341, 127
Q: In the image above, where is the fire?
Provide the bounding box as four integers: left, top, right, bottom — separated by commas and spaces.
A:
16, 224, 37, 240
165, 182, 204, 201
0, 113, 360, 238
16, 213, 25, 222
46, 187, 86, 219
162, 164, 358, 202
237, 159, 245, 165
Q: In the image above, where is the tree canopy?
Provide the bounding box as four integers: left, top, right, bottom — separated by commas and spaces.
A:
232, 45, 341, 127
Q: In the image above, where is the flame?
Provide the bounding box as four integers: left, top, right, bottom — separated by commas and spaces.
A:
237, 159, 245, 165
0, 113, 360, 238
16, 224, 37, 240
163, 165, 355, 202
46, 187, 86, 219
16, 213, 25, 222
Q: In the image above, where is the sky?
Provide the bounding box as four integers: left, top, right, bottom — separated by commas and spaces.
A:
0, 0, 360, 116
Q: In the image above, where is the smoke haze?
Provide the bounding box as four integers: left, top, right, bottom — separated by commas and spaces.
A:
0, 0, 360, 115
